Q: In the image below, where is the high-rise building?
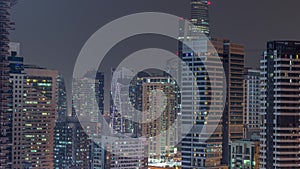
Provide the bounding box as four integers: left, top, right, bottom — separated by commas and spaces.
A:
211, 38, 245, 165
54, 115, 92, 169
179, 36, 225, 168
54, 120, 72, 169
190, 0, 245, 167
141, 77, 179, 165
71, 71, 105, 169
21, 66, 58, 168
73, 77, 101, 123
179, 35, 244, 168
8, 42, 26, 169
180, 2, 223, 168
0, 1, 14, 167
129, 71, 151, 137
53, 75, 71, 169
8, 44, 68, 169
190, 0, 210, 35
110, 68, 136, 134
83, 70, 105, 116
229, 139, 260, 169
260, 41, 300, 169
243, 68, 261, 140
69, 116, 92, 169
56, 75, 67, 121
83, 71, 105, 169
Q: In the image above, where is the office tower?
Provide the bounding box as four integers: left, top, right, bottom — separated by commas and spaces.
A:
56, 75, 67, 121
190, 0, 210, 35
58, 85, 101, 169
72, 75, 102, 151
129, 72, 151, 137
72, 71, 106, 168
96, 72, 104, 116
260, 41, 300, 169
0, 1, 14, 167
104, 137, 148, 169
179, 36, 225, 168
83, 71, 105, 169
229, 139, 260, 169
69, 116, 92, 169
210, 38, 245, 165
56, 115, 92, 169
243, 68, 261, 140
8, 42, 26, 169
54, 120, 72, 169
83, 70, 105, 116
111, 68, 136, 134
21, 66, 58, 168
141, 77, 179, 165
73, 76, 102, 123
54, 115, 92, 169
53, 75, 70, 169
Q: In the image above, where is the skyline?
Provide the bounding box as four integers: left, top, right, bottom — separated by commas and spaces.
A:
2, 0, 300, 168
10, 0, 300, 114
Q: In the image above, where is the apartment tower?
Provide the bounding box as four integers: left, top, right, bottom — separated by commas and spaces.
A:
260, 41, 300, 169
243, 68, 261, 140
0, 1, 14, 167
211, 38, 245, 165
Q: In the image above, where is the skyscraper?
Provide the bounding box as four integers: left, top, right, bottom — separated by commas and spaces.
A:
21, 66, 58, 168
69, 116, 92, 169
182, 2, 245, 166
141, 77, 179, 165
190, 0, 210, 36
180, 2, 227, 168
0, 1, 14, 167
83, 70, 105, 116
72, 70, 107, 168
110, 68, 136, 134
179, 36, 225, 168
211, 38, 245, 165
54, 120, 73, 169
54, 75, 70, 169
260, 41, 300, 169
70, 71, 106, 169
8, 42, 26, 169
56, 75, 67, 121
129, 71, 151, 137
84, 71, 105, 169
73, 76, 101, 123
243, 68, 261, 140
54, 115, 92, 169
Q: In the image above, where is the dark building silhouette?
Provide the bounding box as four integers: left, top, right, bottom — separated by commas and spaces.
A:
260, 41, 300, 169
0, 1, 16, 167
211, 38, 245, 165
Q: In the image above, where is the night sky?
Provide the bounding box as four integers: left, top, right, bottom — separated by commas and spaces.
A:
10, 0, 300, 111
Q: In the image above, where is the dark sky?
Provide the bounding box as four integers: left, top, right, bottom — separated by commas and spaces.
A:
10, 0, 300, 111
